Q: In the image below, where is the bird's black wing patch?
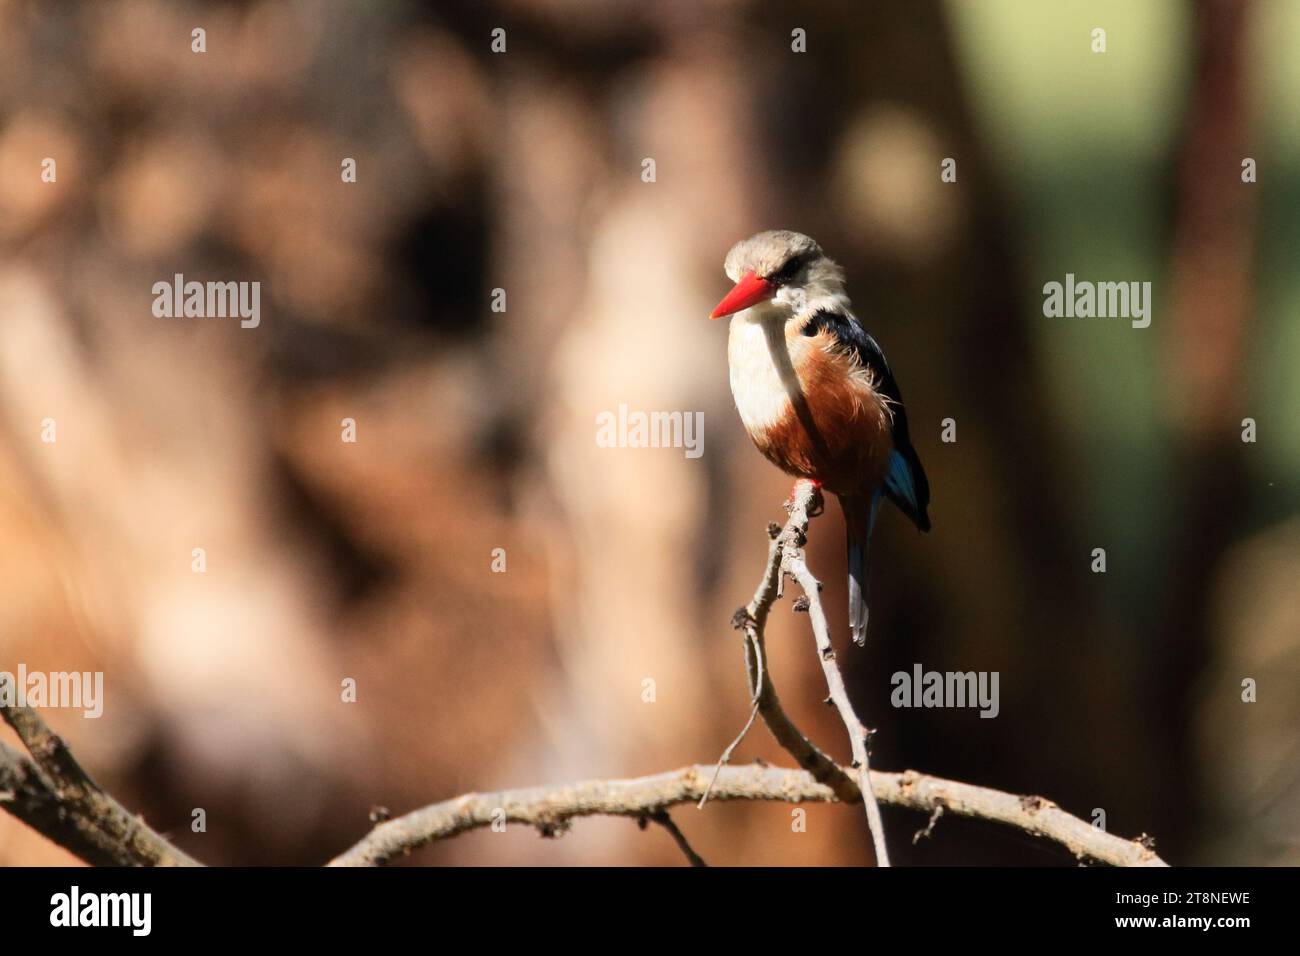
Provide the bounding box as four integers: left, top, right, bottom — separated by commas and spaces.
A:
804, 310, 931, 531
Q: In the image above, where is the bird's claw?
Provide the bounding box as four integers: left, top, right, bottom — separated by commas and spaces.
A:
784, 479, 825, 515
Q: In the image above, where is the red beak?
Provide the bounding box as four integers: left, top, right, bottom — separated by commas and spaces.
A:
710, 271, 774, 319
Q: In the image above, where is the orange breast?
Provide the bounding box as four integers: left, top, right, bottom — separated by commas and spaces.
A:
750, 338, 894, 496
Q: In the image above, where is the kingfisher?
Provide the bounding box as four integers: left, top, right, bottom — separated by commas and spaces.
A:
710, 230, 930, 645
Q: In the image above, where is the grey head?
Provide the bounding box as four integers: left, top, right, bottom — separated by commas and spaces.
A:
717, 230, 847, 319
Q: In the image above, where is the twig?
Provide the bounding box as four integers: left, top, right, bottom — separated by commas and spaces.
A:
787, 545, 890, 866
914, 802, 944, 844
326, 761, 1169, 867
646, 809, 708, 866
0, 684, 201, 867
698, 628, 763, 808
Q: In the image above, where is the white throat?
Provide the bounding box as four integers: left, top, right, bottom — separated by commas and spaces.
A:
724, 286, 857, 434
727, 307, 802, 433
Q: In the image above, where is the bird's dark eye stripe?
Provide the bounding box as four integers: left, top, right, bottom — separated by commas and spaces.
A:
767, 251, 812, 284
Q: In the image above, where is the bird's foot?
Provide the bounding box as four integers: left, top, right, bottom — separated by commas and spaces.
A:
784, 479, 824, 515
806, 479, 825, 516
783, 484, 798, 510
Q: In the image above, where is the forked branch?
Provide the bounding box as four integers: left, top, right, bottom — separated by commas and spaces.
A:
0, 490, 1169, 868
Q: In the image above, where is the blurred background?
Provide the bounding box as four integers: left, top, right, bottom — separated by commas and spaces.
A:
1, 0, 1297, 866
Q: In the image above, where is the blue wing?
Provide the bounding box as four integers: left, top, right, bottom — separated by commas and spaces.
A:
805, 310, 931, 532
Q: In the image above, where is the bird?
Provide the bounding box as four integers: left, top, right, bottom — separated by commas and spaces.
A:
710, 229, 930, 646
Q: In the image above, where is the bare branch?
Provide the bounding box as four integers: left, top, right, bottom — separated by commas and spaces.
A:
0, 483, 1169, 870
327, 761, 1168, 867
730, 515, 860, 805
1, 693, 1166, 867
731, 480, 890, 863
882, 770, 1166, 867
327, 763, 822, 866
0, 687, 201, 868
1, 692, 99, 799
